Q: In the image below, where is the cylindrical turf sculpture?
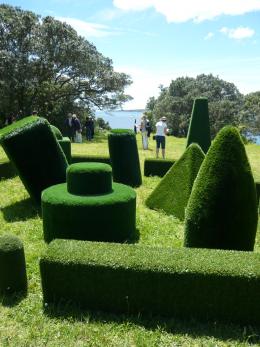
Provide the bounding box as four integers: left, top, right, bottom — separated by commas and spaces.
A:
0, 234, 27, 294
0, 116, 68, 205
184, 126, 258, 251
42, 162, 136, 243
108, 129, 142, 187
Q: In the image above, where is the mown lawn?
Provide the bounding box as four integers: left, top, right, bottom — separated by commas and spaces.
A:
0, 132, 260, 347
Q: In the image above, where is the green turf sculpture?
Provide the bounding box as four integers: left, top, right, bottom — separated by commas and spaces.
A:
58, 137, 71, 164
184, 126, 258, 251
108, 129, 142, 187
146, 144, 205, 220
0, 116, 68, 205
50, 125, 63, 140
42, 162, 136, 243
186, 97, 211, 153
0, 234, 27, 294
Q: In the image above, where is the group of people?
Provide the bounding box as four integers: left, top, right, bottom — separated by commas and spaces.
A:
65, 114, 95, 143
139, 114, 167, 159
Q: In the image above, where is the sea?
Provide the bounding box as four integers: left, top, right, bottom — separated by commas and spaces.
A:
95, 109, 144, 130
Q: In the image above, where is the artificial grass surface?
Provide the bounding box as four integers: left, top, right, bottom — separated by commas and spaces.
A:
146, 144, 205, 220
0, 133, 260, 346
184, 126, 258, 251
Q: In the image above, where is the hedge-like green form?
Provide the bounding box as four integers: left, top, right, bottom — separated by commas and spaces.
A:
256, 181, 260, 210
42, 163, 136, 243
144, 158, 175, 177
186, 98, 211, 153
50, 125, 63, 140
184, 126, 258, 251
0, 116, 68, 205
71, 154, 111, 165
0, 158, 17, 179
40, 239, 260, 324
67, 162, 112, 195
146, 144, 205, 220
58, 137, 71, 164
0, 234, 27, 294
108, 129, 142, 187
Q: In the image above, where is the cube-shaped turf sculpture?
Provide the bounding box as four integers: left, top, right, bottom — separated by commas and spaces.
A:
184, 126, 258, 251
146, 144, 205, 220
108, 129, 142, 187
50, 125, 71, 164
42, 162, 136, 243
186, 97, 211, 154
0, 116, 68, 205
0, 234, 27, 294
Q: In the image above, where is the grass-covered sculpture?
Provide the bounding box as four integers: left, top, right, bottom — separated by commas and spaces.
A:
50, 125, 63, 140
186, 97, 211, 153
184, 126, 258, 251
0, 234, 27, 294
58, 137, 71, 164
144, 158, 175, 177
42, 162, 136, 243
0, 116, 68, 205
146, 144, 205, 220
108, 129, 142, 187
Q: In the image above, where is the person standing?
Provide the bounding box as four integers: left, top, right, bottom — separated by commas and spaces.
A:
134, 119, 137, 134
146, 119, 152, 137
85, 116, 92, 141
72, 114, 82, 143
65, 113, 74, 141
140, 115, 148, 150
155, 116, 167, 159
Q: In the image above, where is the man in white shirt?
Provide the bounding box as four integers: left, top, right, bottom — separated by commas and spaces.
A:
155, 116, 167, 158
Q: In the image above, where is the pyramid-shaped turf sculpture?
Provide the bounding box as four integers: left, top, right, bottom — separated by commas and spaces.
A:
0, 116, 68, 205
42, 162, 136, 243
186, 97, 211, 153
146, 143, 205, 220
184, 126, 258, 251
108, 129, 142, 187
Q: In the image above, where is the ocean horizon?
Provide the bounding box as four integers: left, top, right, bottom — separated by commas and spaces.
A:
95, 109, 145, 130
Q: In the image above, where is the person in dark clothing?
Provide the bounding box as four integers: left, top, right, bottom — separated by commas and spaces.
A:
65, 113, 74, 141
85, 116, 92, 141
146, 119, 152, 137
90, 117, 95, 139
134, 119, 137, 134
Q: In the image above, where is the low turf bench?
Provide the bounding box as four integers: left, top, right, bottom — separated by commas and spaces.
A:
71, 154, 111, 165
0, 158, 17, 179
144, 158, 175, 177
40, 239, 260, 325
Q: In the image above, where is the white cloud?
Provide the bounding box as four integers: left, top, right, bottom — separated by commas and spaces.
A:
204, 32, 214, 40
113, 0, 260, 23
220, 26, 255, 39
56, 17, 115, 38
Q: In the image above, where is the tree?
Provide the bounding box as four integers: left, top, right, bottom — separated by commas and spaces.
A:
0, 5, 132, 127
96, 117, 111, 131
239, 92, 260, 135
146, 74, 243, 138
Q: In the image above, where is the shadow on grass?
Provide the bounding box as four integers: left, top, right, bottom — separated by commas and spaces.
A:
44, 301, 260, 344
0, 291, 27, 307
2, 198, 39, 222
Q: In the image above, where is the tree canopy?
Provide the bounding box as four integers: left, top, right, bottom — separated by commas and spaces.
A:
146, 74, 260, 138
0, 4, 132, 127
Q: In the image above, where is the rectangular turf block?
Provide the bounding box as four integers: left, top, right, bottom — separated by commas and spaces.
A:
144, 158, 175, 177
71, 154, 111, 165
40, 239, 260, 324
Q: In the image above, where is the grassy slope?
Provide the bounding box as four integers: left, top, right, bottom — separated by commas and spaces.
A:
0, 132, 259, 347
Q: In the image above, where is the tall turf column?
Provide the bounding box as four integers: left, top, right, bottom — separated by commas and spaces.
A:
0, 116, 68, 205
186, 98, 211, 154
108, 129, 142, 187
42, 162, 136, 243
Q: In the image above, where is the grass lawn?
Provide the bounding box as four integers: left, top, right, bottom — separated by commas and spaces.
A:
0, 132, 260, 347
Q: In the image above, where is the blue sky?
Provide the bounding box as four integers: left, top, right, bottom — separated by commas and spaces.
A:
2, 0, 260, 109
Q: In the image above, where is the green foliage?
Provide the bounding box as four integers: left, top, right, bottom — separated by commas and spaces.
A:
146, 74, 243, 138
50, 125, 63, 140
144, 158, 175, 177
0, 116, 68, 205
40, 239, 260, 324
0, 234, 27, 294
146, 144, 205, 220
96, 117, 111, 131
186, 98, 211, 153
66, 162, 112, 195
58, 137, 71, 164
0, 4, 132, 125
71, 154, 111, 165
108, 129, 142, 187
240, 91, 260, 135
42, 181, 136, 243
184, 126, 258, 250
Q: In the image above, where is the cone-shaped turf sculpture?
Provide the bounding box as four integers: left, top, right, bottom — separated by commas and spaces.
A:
42, 162, 136, 243
0, 234, 27, 294
108, 129, 142, 187
186, 98, 211, 153
184, 126, 258, 251
0, 116, 68, 205
146, 144, 205, 220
